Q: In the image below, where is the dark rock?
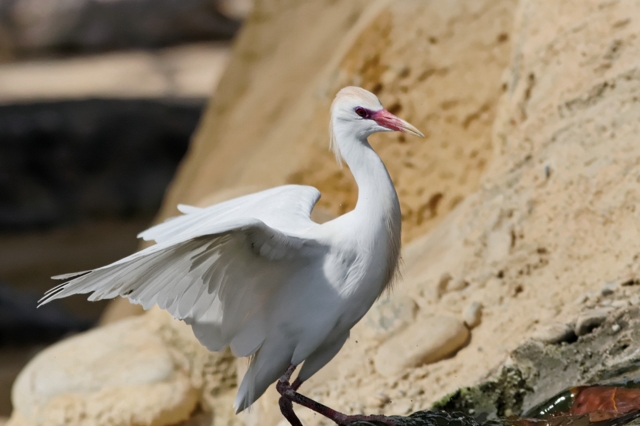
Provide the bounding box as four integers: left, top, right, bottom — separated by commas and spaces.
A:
0, 0, 240, 55
351, 410, 500, 426
0, 98, 202, 231
432, 307, 640, 421
433, 366, 531, 419
575, 309, 613, 336
352, 410, 640, 426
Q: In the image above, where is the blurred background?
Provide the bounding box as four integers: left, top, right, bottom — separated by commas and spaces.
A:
0, 0, 251, 418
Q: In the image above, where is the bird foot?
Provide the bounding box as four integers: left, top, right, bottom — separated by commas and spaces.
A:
276, 365, 396, 426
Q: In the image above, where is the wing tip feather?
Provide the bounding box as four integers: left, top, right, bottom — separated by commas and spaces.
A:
51, 270, 91, 280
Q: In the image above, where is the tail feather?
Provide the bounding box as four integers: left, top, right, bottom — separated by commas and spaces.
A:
233, 345, 292, 413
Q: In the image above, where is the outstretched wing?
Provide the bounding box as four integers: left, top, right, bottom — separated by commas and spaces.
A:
139, 184, 321, 244
40, 185, 326, 357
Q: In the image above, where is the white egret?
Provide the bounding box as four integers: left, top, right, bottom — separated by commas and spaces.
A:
40, 86, 424, 426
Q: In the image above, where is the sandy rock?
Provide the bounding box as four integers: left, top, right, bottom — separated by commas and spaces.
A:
447, 278, 469, 293
159, 0, 511, 244
611, 300, 630, 309
532, 323, 575, 344
98, 298, 145, 325
600, 282, 617, 296
436, 273, 453, 298
373, 316, 469, 378
9, 315, 199, 426
463, 302, 483, 329
8, 309, 238, 426
366, 393, 391, 409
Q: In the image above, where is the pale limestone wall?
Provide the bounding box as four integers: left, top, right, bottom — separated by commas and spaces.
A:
10, 0, 640, 425
160, 0, 513, 243
285, 0, 640, 420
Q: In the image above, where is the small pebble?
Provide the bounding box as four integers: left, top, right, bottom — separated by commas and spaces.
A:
601, 282, 617, 296
532, 323, 575, 344
447, 278, 468, 292
374, 316, 468, 377
367, 393, 391, 408
437, 273, 453, 298
611, 300, 629, 308
612, 324, 621, 333
575, 308, 612, 336
575, 294, 589, 305
407, 387, 424, 398
463, 302, 483, 328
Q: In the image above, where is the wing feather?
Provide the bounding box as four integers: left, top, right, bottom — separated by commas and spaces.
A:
41, 185, 325, 358
139, 185, 320, 243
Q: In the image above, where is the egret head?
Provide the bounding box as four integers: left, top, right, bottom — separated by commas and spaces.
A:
329, 86, 424, 163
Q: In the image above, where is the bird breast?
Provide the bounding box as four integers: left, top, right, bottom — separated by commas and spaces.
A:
323, 213, 400, 303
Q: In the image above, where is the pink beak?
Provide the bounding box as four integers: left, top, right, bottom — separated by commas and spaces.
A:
372, 110, 424, 137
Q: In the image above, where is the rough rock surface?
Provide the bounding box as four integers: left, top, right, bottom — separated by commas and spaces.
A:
10, 0, 640, 425
9, 309, 237, 426
434, 305, 640, 420
161, 0, 512, 243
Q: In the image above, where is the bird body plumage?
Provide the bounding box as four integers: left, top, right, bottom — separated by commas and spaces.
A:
40, 87, 422, 419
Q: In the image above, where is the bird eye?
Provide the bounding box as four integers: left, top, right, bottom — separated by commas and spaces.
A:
355, 107, 368, 118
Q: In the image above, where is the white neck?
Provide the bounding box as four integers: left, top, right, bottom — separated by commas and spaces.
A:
334, 127, 399, 216
333, 126, 402, 289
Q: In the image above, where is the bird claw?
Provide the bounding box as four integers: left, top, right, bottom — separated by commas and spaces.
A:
277, 365, 396, 426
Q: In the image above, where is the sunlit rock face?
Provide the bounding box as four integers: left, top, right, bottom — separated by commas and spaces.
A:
162, 0, 512, 245
10, 309, 237, 426
10, 0, 640, 425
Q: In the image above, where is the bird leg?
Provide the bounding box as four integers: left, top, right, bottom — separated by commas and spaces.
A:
276, 365, 396, 426
278, 365, 303, 426
279, 396, 303, 426
291, 377, 302, 391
